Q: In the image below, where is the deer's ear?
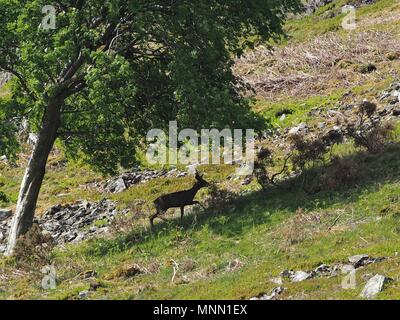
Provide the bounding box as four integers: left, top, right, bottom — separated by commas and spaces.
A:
195, 171, 202, 180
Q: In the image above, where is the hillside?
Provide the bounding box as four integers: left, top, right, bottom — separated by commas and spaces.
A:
1, 0, 400, 300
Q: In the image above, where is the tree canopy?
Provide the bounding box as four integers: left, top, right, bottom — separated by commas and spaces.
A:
0, 0, 301, 174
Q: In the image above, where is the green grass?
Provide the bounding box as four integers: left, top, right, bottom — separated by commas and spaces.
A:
284, 0, 399, 44
254, 91, 344, 129
1, 141, 399, 300
0, 157, 103, 212
1, 0, 400, 300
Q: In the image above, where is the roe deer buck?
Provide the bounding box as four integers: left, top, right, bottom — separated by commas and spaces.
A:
150, 171, 210, 228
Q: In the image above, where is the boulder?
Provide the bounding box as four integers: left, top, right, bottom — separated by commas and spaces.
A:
288, 123, 308, 136
314, 264, 333, 276
348, 254, 369, 267
360, 274, 390, 299
107, 177, 127, 193
290, 271, 314, 282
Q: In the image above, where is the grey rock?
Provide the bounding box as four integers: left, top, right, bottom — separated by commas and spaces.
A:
108, 177, 127, 193
250, 287, 284, 301
281, 270, 295, 278
305, 0, 333, 14
360, 274, 390, 299
0, 209, 12, 221
290, 271, 313, 282
379, 92, 390, 100
298, 123, 308, 130
241, 178, 252, 186
0, 199, 129, 248
314, 264, 332, 275
348, 254, 369, 267
177, 172, 187, 178
27, 133, 38, 145
288, 127, 299, 135
391, 90, 400, 98
78, 290, 90, 299
288, 126, 304, 135
103, 169, 187, 194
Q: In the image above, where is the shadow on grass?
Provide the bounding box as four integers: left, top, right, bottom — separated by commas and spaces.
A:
83, 143, 400, 257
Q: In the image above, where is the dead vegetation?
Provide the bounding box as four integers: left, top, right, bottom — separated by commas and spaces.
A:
13, 224, 55, 270
346, 101, 397, 153
234, 31, 400, 99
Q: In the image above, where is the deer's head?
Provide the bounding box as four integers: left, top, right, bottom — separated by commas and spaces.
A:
194, 171, 210, 189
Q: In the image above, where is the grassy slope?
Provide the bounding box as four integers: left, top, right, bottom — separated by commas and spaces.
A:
1, 0, 400, 300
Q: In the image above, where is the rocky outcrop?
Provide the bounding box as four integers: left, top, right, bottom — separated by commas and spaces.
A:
101, 169, 187, 194
251, 254, 390, 300
250, 287, 284, 300
304, 0, 376, 15
278, 254, 387, 283
269, 80, 400, 150
0, 199, 129, 254
305, 0, 333, 14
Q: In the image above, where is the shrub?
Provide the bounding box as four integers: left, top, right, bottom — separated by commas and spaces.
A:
386, 52, 399, 61
289, 134, 329, 172
0, 190, 8, 203
254, 147, 291, 189
275, 108, 293, 117
355, 63, 376, 74
13, 224, 55, 270
325, 157, 362, 189
346, 101, 396, 153
206, 184, 237, 213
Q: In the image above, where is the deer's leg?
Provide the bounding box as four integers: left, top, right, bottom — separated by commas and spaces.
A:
150, 212, 157, 228
150, 208, 162, 228
180, 206, 185, 223
150, 209, 169, 228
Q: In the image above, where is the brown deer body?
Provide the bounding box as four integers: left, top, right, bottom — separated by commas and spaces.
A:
150, 172, 209, 228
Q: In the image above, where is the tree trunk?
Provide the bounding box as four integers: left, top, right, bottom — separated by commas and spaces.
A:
5, 97, 62, 256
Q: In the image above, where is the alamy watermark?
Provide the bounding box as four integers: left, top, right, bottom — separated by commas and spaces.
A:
40, 4, 357, 32
341, 269, 357, 290
146, 121, 255, 176
41, 5, 56, 30
342, 5, 357, 30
